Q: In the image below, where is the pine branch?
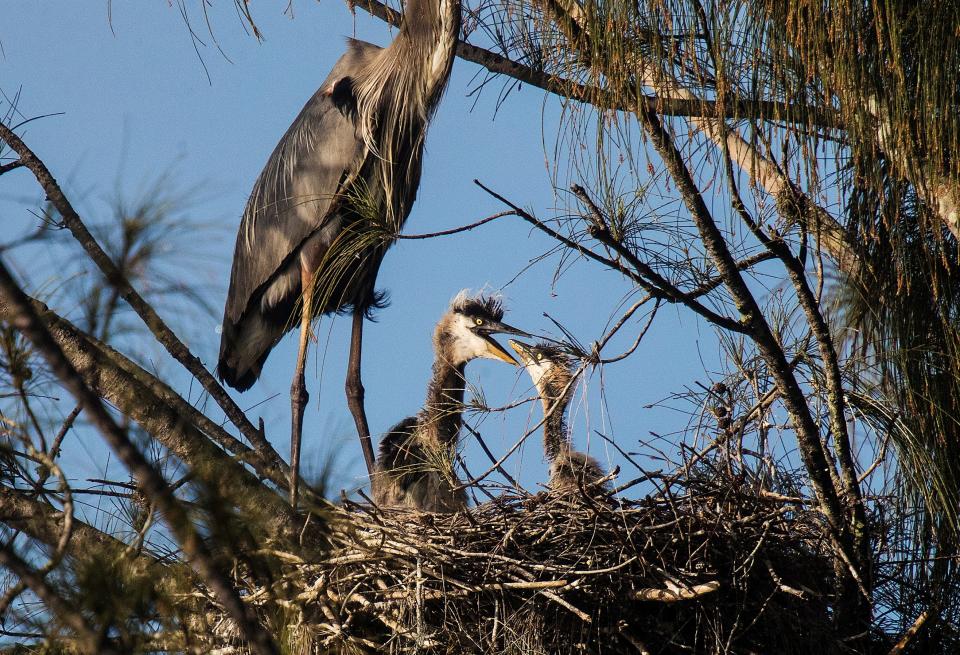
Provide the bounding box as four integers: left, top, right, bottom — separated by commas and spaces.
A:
349, 0, 842, 127
0, 543, 118, 655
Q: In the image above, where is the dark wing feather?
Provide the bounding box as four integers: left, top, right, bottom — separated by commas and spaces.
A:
217, 40, 382, 388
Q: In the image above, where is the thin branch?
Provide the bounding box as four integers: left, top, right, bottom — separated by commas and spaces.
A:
631, 103, 849, 542
0, 160, 24, 176
48, 404, 81, 461
571, 184, 748, 333
0, 122, 281, 472
394, 211, 511, 239
461, 421, 522, 490
473, 180, 646, 282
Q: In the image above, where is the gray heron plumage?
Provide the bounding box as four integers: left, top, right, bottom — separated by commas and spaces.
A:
509, 340, 607, 492
217, 1, 462, 507
372, 292, 528, 511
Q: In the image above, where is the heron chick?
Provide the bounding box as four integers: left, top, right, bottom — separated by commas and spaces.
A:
372, 292, 529, 512
509, 340, 607, 492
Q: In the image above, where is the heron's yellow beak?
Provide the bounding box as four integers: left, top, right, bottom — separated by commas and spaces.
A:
482, 334, 519, 365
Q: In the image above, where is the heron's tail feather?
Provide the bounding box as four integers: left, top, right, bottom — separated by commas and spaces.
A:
217, 298, 294, 391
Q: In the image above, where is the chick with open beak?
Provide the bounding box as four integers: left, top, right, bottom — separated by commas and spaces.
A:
510, 340, 607, 493
372, 292, 530, 511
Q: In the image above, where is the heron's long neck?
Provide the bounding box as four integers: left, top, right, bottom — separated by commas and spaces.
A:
402, 0, 461, 103
540, 386, 570, 462
420, 356, 467, 448
352, 0, 461, 227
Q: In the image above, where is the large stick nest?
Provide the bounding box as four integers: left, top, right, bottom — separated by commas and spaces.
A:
206, 467, 841, 655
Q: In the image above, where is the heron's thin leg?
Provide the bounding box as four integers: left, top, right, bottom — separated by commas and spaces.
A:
346, 309, 376, 475
289, 267, 314, 509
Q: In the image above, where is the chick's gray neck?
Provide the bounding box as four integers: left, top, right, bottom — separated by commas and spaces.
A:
540, 377, 570, 462
420, 351, 467, 448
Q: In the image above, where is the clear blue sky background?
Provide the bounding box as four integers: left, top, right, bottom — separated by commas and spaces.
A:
1, 2, 721, 497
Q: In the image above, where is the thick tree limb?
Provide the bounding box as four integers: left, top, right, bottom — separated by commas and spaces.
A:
0, 259, 279, 655
0, 292, 303, 541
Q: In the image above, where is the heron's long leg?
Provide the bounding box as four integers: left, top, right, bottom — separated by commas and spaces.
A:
346, 309, 376, 475
289, 267, 314, 509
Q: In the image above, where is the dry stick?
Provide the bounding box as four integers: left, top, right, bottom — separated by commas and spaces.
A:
0, 261, 279, 655
394, 210, 512, 239
350, 0, 841, 129
887, 609, 931, 655
0, 123, 287, 485
633, 580, 721, 602
0, 543, 119, 655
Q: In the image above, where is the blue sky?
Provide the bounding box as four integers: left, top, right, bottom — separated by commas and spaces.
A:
1, 2, 722, 497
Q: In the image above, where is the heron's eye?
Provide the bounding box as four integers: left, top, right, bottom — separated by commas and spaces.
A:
536, 353, 544, 361
475, 318, 484, 326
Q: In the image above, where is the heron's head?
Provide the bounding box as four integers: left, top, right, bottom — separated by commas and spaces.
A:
508, 340, 574, 402
435, 292, 530, 366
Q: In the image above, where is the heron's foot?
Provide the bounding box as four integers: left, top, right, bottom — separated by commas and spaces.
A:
289, 374, 310, 509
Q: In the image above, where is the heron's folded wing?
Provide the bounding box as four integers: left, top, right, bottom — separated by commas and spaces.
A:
223, 40, 382, 325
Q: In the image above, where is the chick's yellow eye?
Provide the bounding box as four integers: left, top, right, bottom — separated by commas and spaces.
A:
475, 318, 484, 326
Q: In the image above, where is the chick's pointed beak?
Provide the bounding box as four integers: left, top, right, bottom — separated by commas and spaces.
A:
479, 319, 533, 339
508, 339, 535, 365
482, 334, 519, 365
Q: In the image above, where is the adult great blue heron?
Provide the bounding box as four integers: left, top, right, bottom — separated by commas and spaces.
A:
509, 340, 608, 492
372, 293, 529, 511
217, 1, 461, 506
